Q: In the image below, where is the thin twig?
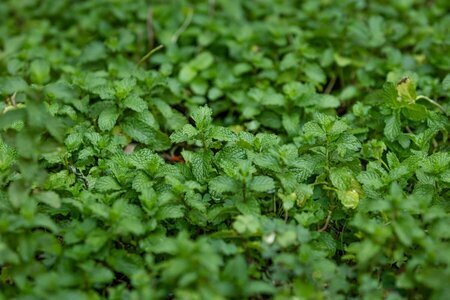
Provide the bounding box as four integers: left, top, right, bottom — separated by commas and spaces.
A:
171, 8, 194, 44
138, 44, 164, 65
318, 210, 332, 232
324, 76, 336, 94
123, 143, 137, 154
146, 8, 154, 50
432, 138, 438, 149
11, 92, 17, 106
208, 0, 216, 15
273, 195, 276, 214
405, 126, 413, 134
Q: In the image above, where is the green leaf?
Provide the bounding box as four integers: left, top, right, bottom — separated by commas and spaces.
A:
382, 82, 398, 105
233, 215, 260, 235
337, 190, 360, 209
210, 126, 236, 142
185, 192, 206, 212
44, 81, 78, 103
403, 104, 427, 121
123, 94, 147, 112
303, 63, 326, 84
396, 77, 416, 104
98, 106, 119, 131
0, 76, 28, 94
191, 106, 212, 130
316, 94, 340, 109
236, 198, 260, 215
249, 176, 275, 192
209, 176, 238, 194
0, 139, 16, 171
303, 121, 325, 139
0, 108, 26, 129
95, 176, 121, 192
122, 118, 170, 151
29, 59, 50, 84
443, 74, 450, 91
45, 117, 66, 142
157, 205, 185, 220
330, 168, 353, 190
179, 65, 198, 83
35, 191, 61, 208
184, 151, 212, 182
384, 114, 401, 141
282, 113, 299, 136
80, 41, 106, 63
8, 180, 29, 208
191, 52, 214, 70
170, 124, 198, 143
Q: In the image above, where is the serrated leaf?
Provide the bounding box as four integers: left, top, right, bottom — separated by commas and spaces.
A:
330, 168, 354, 190
179, 65, 197, 83
123, 94, 147, 112
185, 192, 206, 212
191, 106, 212, 130
157, 205, 185, 220
95, 176, 121, 192
303, 63, 326, 84
122, 118, 170, 151
170, 124, 198, 143
384, 114, 401, 141
443, 74, 450, 91
184, 151, 212, 182
0, 140, 16, 171
236, 199, 260, 215
249, 176, 275, 192
114, 77, 136, 99
303, 121, 325, 139
337, 190, 360, 209
282, 113, 299, 136
29, 59, 50, 84
0, 76, 28, 94
8, 180, 28, 208
0, 108, 26, 130
35, 191, 61, 208
210, 126, 236, 142
44, 81, 78, 103
98, 106, 119, 131
233, 215, 260, 235
209, 176, 238, 194
191, 52, 214, 70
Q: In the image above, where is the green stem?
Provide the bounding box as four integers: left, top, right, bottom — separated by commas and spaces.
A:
416, 95, 448, 116
322, 185, 339, 192
273, 194, 276, 214
325, 134, 331, 173
200, 132, 208, 151
138, 44, 164, 65
171, 8, 194, 44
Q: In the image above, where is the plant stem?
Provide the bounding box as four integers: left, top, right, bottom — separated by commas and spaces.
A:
416, 95, 448, 115
171, 8, 194, 44
318, 210, 332, 232
146, 8, 154, 50
138, 44, 164, 65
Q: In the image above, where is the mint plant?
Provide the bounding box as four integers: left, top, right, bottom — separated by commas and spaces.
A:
1, 1, 449, 299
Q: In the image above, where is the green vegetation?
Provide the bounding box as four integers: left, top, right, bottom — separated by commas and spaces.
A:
1, 0, 449, 299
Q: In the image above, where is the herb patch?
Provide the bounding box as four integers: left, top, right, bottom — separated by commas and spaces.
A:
1, 1, 449, 299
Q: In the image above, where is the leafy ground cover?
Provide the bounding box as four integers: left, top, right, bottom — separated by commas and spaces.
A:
1, 0, 449, 299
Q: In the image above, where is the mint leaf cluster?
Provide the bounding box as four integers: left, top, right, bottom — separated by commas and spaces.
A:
1, 1, 449, 299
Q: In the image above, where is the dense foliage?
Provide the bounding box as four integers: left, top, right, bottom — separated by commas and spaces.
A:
1, 0, 449, 299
